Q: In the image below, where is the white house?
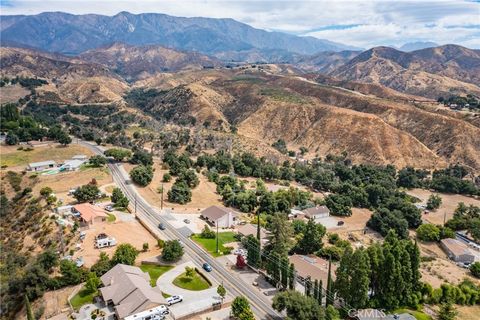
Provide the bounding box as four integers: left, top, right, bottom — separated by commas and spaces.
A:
60, 159, 84, 171
200, 205, 239, 228
27, 160, 56, 171
302, 206, 330, 220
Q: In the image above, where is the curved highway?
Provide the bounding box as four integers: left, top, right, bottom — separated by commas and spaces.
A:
78, 140, 283, 320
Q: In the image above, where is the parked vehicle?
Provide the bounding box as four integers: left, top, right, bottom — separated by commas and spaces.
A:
95, 233, 108, 240
337, 221, 345, 226
158, 223, 166, 230
105, 205, 114, 212
95, 237, 117, 248
166, 295, 183, 306
203, 263, 212, 272
233, 248, 247, 256
183, 219, 191, 224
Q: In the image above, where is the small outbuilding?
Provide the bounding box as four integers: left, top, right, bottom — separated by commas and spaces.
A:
72, 154, 88, 161
27, 160, 56, 171
440, 238, 476, 264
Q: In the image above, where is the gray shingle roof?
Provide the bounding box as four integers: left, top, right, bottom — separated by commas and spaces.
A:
100, 264, 166, 319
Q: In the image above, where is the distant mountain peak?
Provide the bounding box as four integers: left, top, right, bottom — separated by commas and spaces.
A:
399, 41, 438, 52
0, 11, 357, 58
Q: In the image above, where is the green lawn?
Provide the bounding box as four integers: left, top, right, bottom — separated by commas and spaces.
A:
191, 231, 237, 257
392, 309, 432, 320
140, 264, 174, 286
107, 213, 116, 222
70, 288, 97, 310
172, 270, 211, 291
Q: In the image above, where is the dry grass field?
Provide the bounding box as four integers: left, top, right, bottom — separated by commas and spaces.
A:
0, 143, 94, 169
406, 188, 480, 225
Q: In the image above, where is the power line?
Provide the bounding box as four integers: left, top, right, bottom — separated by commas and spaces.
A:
241, 239, 355, 314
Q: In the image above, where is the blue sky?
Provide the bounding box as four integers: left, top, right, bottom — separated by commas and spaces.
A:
1, 0, 479, 49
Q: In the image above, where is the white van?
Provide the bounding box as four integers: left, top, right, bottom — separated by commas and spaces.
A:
95, 237, 117, 249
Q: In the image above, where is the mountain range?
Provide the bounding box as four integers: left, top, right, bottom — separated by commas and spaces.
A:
1, 11, 479, 171
0, 11, 358, 58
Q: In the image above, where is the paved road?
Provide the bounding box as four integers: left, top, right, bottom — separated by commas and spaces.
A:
78, 141, 283, 320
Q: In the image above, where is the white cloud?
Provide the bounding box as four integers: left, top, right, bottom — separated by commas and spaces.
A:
1, 0, 479, 49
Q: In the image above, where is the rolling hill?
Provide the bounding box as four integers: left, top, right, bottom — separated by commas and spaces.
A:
79, 42, 222, 81
328, 45, 480, 98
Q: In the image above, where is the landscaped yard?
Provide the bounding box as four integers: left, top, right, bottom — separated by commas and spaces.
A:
191, 231, 237, 257
107, 213, 116, 222
70, 288, 97, 310
173, 270, 211, 291
140, 263, 174, 286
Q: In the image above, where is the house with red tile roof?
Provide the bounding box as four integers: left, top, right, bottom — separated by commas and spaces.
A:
73, 203, 108, 227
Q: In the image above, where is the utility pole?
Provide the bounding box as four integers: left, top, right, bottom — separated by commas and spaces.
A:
216, 221, 219, 254
161, 182, 164, 210
135, 193, 137, 214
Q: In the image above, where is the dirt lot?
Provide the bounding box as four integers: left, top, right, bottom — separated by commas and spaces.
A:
0, 84, 29, 104
73, 217, 160, 267
31, 167, 112, 204
457, 305, 480, 320
0, 143, 94, 169
418, 241, 476, 287
39, 285, 80, 319
406, 188, 480, 225
125, 162, 224, 211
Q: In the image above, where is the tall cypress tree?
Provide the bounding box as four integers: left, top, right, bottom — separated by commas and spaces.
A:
318, 280, 324, 306
256, 212, 261, 241
326, 258, 334, 306
313, 279, 319, 301
25, 295, 34, 320
305, 276, 312, 296
280, 257, 289, 289
288, 263, 295, 290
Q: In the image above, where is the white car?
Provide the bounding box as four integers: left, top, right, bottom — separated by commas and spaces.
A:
233, 248, 247, 256
166, 295, 183, 306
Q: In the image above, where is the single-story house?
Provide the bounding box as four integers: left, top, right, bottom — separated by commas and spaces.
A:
27, 160, 56, 171
440, 238, 476, 264
100, 264, 167, 319
288, 209, 307, 220
73, 203, 108, 226
288, 254, 335, 285
236, 224, 269, 243
200, 205, 239, 228
60, 159, 84, 171
303, 206, 330, 220
72, 154, 88, 161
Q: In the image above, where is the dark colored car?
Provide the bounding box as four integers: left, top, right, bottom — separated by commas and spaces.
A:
203, 263, 212, 272
158, 223, 166, 230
